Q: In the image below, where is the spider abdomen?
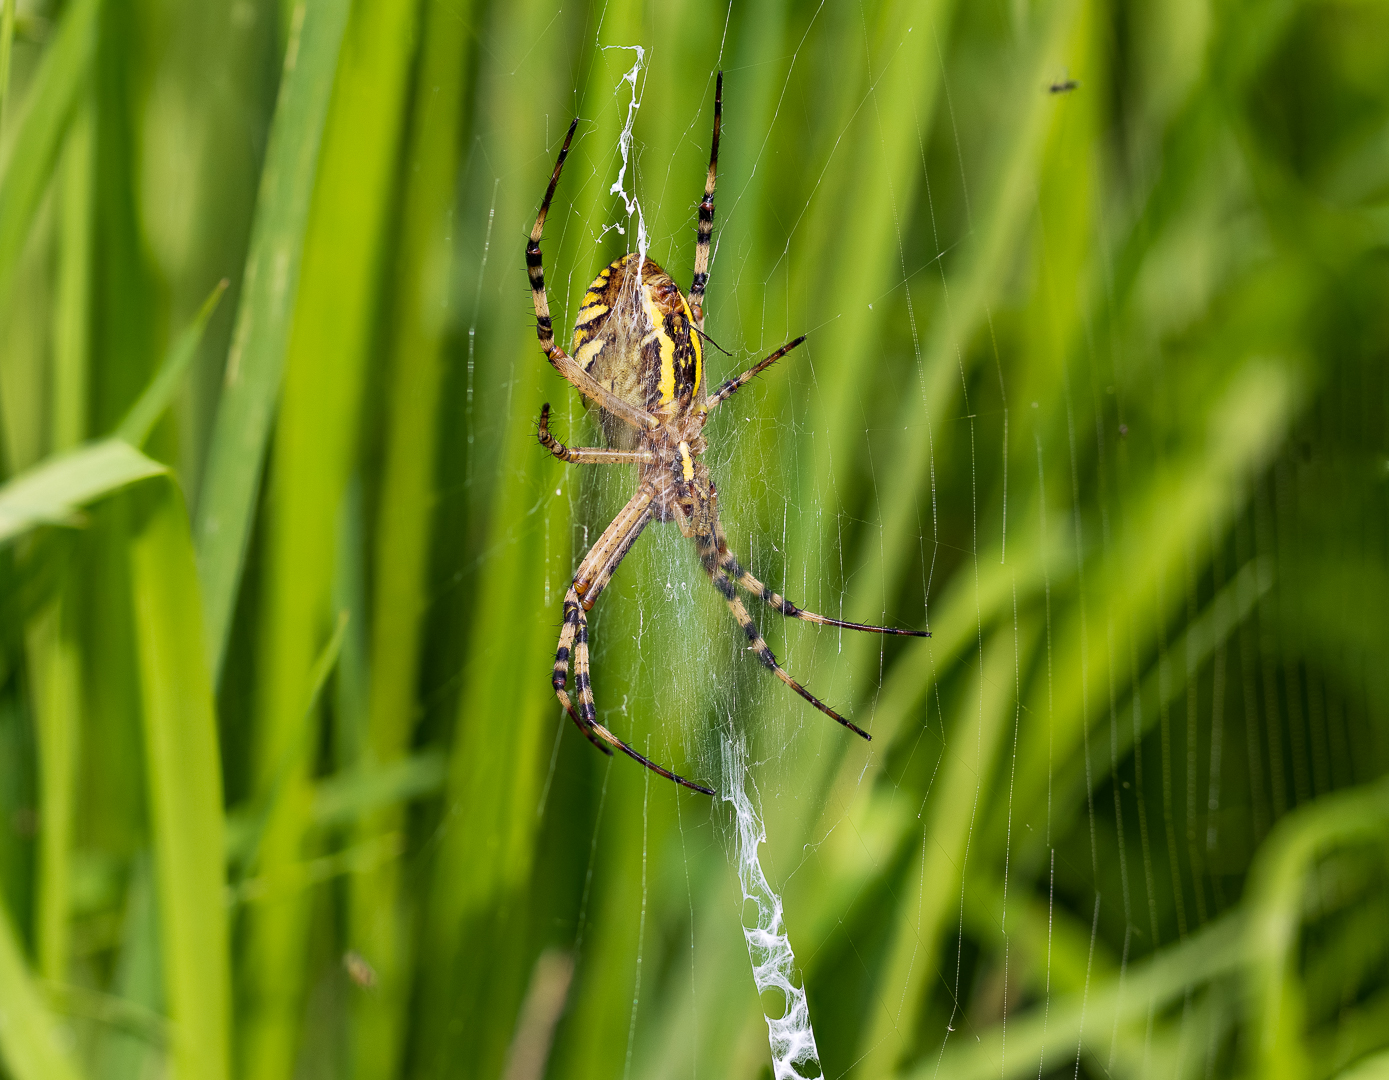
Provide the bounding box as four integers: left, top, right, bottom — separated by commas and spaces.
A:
572, 253, 704, 449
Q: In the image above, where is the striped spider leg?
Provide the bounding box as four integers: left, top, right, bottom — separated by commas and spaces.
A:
549, 482, 714, 795
687, 71, 721, 331
527, 119, 661, 436
705, 487, 929, 642
538, 403, 653, 465
705, 335, 807, 410
673, 482, 927, 745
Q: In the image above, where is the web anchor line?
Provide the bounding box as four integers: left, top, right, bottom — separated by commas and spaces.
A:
722, 737, 822, 1079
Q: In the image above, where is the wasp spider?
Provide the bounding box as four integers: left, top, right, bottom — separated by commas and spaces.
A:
529, 74, 927, 794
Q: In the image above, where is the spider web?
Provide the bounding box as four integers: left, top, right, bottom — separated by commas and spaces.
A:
563, 39, 831, 1074
430, 1, 1364, 1077
537, 22, 952, 1073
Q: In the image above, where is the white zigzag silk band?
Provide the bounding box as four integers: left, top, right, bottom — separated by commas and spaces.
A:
722, 738, 822, 1079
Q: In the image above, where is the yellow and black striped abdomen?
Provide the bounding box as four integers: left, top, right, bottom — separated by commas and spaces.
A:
571, 254, 703, 433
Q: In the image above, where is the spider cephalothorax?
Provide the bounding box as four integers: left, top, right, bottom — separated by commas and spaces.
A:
528, 73, 927, 794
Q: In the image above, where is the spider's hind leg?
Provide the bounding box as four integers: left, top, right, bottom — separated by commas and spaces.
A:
708, 493, 928, 637
685, 514, 871, 741
554, 595, 611, 755
725, 554, 928, 637
568, 596, 715, 795
550, 488, 714, 795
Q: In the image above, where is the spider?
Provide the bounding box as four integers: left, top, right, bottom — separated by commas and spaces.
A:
528, 73, 928, 795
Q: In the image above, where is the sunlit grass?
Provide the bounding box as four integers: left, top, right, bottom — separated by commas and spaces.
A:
0, 1, 1387, 1079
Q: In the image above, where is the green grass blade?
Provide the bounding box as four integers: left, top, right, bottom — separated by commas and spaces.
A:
842, 0, 1082, 636
128, 481, 230, 1080
0, 0, 15, 131
1335, 1049, 1389, 1080
0, 0, 96, 312
928, 914, 1245, 1080
318, 751, 446, 828
26, 598, 79, 985
225, 750, 445, 865
26, 81, 95, 998
1243, 779, 1389, 1080
857, 625, 1031, 1074
238, 0, 416, 1074
192, 0, 352, 682
349, 0, 472, 1070
0, 440, 165, 546
116, 278, 228, 448
94, 856, 163, 1080
0, 896, 84, 1080
25, 580, 78, 1003
795, 0, 958, 512
231, 611, 347, 877
52, 97, 92, 453
0, 272, 224, 542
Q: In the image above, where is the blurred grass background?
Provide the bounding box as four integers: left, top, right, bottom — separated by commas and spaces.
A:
0, 0, 1387, 1078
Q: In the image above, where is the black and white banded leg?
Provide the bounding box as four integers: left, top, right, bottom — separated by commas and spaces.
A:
688, 72, 721, 331
550, 486, 713, 794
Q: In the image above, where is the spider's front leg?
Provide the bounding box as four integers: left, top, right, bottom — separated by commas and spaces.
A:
704, 335, 807, 411
688, 71, 721, 331
551, 485, 714, 795
527, 122, 660, 435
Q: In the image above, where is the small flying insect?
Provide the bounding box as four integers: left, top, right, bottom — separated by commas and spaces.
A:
526, 73, 929, 794
1048, 76, 1080, 94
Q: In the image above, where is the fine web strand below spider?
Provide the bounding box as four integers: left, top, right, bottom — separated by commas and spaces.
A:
722, 736, 822, 1080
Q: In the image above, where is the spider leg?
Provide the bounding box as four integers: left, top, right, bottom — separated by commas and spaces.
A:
734, 561, 929, 636
527, 122, 660, 434
538, 403, 654, 465
571, 594, 715, 795
705, 487, 928, 635
553, 599, 610, 754
688, 71, 721, 331
704, 335, 806, 411
678, 503, 870, 741
707, 560, 870, 741
551, 486, 714, 794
